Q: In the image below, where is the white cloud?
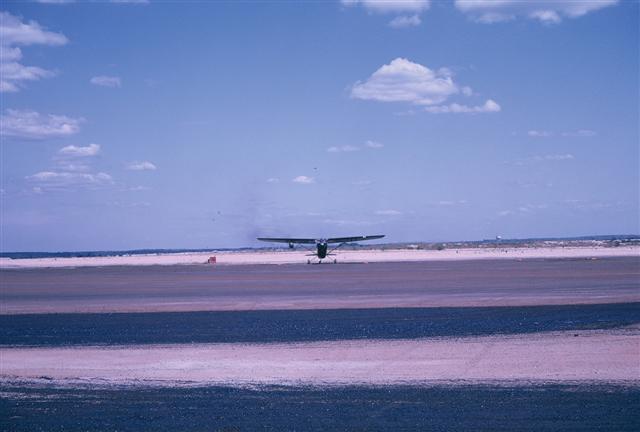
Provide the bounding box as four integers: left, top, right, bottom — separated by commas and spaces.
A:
527, 129, 597, 138
127, 161, 157, 171
529, 9, 561, 24
328, 145, 359, 153
0, 46, 21, 62
55, 161, 91, 172
528, 129, 597, 137
512, 154, 575, 165
54, 144, 99, 172
436, 200, 467, 206
365, 140, 384, 149
0, 60, 55, 92
353, 179, 372, 186
128, 185, 150, 191
562, 129, 597, 137
342, 0, 430, 14
388, 14, 421, 28
474, 12, 514, 24
424, 99, 501, 114
292, 175, 314, 184
322, 218, 374, 226
455, 0, 618, 24
528, 130, 553, 137
59, 143, 100, 157
563, 199, 622, 211
0, 109, 83, 139
351, 58, 499, 114
375, 209, 402, 215
38, 1, 151, 4
26, 171, 113, 190
108, 201, 151, 208
36, 0, 75, 4
535, 154, 574, 161
393, 109, 417, 116
508, 153, 575, 166
499, 203, 549, 217
90, 75, 121, 88
351, 58, 459, 106
0, 12, 68, 46
27, 143, 105, 188
328, 141, 384, 153
0, 12, 67, 92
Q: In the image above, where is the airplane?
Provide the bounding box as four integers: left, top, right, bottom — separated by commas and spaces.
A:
257, 235, 385, 263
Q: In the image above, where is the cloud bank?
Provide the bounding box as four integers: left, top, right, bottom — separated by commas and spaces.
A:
342, 0, 430, 14
0, 109, 83, 139
342, 0, 430, 28
454, 0, 618, 24
27, 171, 113, 189
0, 11, 67, 92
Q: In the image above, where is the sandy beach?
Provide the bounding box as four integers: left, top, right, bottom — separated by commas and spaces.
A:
2, 328, 638, 386
1, 245, 638, 269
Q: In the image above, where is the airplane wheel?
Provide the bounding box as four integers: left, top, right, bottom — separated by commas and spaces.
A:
307, 260, 310, 264
334, 259, 337, 264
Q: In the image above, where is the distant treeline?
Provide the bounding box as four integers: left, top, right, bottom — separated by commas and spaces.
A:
1, 234, 638, 260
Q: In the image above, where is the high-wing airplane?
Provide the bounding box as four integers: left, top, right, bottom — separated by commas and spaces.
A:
257, 235, 385, 263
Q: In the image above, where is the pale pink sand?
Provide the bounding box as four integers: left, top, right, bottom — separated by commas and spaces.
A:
1, 246, 638, 269
2, 329, 638, 386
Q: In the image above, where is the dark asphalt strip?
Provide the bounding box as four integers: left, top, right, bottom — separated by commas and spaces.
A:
1, 302, 638, 346
1, 383, 638, 432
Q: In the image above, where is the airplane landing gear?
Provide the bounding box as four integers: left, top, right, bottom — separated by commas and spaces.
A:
333, 259, 337, 264
307, 259, 311, 264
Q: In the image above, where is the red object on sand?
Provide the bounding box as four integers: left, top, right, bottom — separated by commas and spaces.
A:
208, 256, 216, 264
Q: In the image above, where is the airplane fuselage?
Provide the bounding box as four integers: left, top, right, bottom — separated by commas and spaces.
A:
316, 242, 328, 259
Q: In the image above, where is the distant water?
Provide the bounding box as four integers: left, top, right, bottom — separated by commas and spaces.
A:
0, 248, 250, 260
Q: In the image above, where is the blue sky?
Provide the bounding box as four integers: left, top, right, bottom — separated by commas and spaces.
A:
1, 0, 638, 251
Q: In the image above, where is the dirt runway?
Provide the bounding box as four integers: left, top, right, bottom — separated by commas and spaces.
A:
2, 257, 638, 314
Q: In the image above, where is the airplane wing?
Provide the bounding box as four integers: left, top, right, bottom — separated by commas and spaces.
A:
326, 235, 385, 244
257, 238, 317, 245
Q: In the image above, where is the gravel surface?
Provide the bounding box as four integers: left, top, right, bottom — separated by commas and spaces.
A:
2, 303, 638, 346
